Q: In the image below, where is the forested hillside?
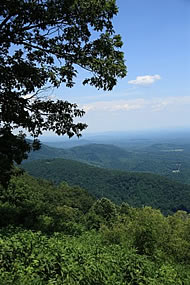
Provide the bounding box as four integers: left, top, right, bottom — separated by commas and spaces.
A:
0, 173, 94, 230
27, 143, 68, 160
27, 143, 132, 168
0, 173, 190, 284
27, 142, 190, 185
23, 158, 190, 215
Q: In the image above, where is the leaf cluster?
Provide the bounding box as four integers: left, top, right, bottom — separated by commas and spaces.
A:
0, 173, 190, 283
0, 0, 127, 186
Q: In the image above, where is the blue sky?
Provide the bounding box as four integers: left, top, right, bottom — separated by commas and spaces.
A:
53, 0, 190, 134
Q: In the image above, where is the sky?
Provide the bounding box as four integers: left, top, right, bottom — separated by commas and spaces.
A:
51, 0, 190, 134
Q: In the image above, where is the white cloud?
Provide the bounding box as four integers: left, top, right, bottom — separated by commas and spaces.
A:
82, 96, 190, 114
150, 96, 190, 112
128, 74, 161, 86
151, 101, 169, 112
82, 99, 146, 113
80, 96, 190, 132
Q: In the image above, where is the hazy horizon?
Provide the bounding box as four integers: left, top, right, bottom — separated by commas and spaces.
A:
38, 127, 190, 143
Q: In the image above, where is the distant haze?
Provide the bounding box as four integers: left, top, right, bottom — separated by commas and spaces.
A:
39, 128, 190, 144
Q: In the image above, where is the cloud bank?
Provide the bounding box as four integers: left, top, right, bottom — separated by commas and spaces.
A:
82, 99, 146, 112
128, 74, 161, 86
82, 96, 190, 113
81, 96, 190, 132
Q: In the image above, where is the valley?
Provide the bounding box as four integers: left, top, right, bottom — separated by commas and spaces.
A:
3, 131, 190, 283
26, 131, 190, 185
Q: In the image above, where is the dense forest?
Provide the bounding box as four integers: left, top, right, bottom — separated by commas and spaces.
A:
0, 173, 190, 284
23, 158, 190, 215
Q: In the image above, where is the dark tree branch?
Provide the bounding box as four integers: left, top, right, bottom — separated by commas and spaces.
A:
0, 14, 13, 30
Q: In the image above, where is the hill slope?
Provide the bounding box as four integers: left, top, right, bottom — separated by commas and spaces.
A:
22, 158, 190, 214
26, 142, 190, 185
27, 143, 132, 166
26, 143, 68, 160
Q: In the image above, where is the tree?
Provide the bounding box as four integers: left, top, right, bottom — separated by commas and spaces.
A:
0, 0, 127, 186
86, 198, 117, 229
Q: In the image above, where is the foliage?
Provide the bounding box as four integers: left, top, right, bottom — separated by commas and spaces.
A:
0, 0, 126, 186
100, 206, 190, 265
0, 173, 94, 233
0, 227, 189, 284
0, 173, 190, 283
0, 128, 40, 187
85, 198, 118, 230
23, 158, 190, 214
27, 141, 190, 185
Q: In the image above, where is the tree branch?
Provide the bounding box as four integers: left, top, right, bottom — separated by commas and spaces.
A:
16, 41, 71, 58
19, 19, 67, 32
0, 14, 13, 30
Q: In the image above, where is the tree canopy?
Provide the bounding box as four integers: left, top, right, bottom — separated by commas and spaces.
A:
0, 173, 190, 283
0, 0, 126, 186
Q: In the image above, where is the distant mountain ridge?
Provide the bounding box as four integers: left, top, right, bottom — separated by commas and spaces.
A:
26, 142, 132, 167
26, 141, 190, 184
43, 139, 91, 149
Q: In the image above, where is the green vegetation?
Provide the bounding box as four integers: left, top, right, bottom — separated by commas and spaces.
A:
1, 1, 190, 282
27, 142, 190, 185
0, 173, 94, 232
23, 158, 190, 215
0, 0, 126, 186
0, 173, 190, 284
2, 1, 190, 283
25, 141, 126, 163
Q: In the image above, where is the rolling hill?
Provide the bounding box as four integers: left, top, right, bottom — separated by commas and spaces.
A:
26, 142, 190, 185
22, 158, 190, 215
27, 143, 135, 168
